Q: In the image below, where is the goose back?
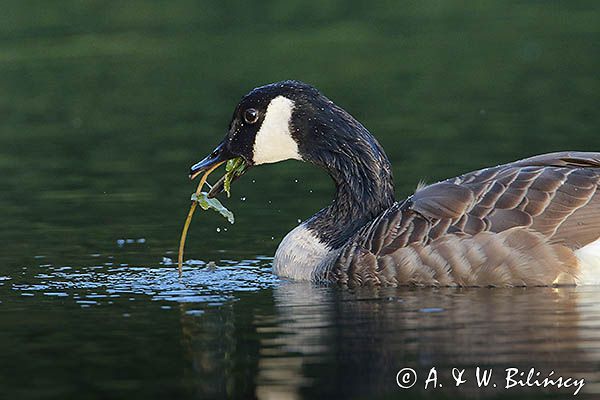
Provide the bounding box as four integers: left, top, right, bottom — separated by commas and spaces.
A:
330, 152, 600, 286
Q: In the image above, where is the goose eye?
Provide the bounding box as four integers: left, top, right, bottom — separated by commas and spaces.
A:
244, 108, 259, 124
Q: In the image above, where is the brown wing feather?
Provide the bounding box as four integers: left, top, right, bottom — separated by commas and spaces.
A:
331, 152, 600, 286
410, 151, 600, 247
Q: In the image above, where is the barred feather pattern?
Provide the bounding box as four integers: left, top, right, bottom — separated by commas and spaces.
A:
328, 152, 600, 286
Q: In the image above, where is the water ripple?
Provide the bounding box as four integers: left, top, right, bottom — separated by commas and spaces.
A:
12, 256, 278, 306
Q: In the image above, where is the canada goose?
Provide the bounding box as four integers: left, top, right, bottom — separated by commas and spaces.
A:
190, 80, 600, 286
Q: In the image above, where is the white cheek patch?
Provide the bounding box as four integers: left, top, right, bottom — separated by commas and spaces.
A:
252, 96, 301, 165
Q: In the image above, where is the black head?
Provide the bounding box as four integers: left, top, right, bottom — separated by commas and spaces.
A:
190, 80, 321, 178
190, 80, 394, 217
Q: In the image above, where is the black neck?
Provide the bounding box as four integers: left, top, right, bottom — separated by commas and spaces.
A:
301, 111, 395, 248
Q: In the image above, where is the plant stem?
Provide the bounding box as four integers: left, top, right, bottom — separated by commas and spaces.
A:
177, 161, 225, 277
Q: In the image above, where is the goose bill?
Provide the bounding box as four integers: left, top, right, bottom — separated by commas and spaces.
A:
189, 141, 233, 180
189, 141, 249, 198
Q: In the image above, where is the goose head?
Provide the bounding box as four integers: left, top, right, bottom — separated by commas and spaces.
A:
190, 80, 307, 184
191, 80, 393, 194
190, 80, 395, 246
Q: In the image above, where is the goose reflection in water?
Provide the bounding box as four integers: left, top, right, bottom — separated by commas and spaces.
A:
179, 285, 600, 399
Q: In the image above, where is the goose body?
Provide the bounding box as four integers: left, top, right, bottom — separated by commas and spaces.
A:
275, 152, 600, 286
190, 81, 600, 286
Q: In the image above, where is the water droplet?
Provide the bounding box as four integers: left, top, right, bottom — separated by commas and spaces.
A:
297, 219, 302, 223
271, 236, 274, 240
117, 239, 125, 247
216, 227, 221, 232
240, 197, 246, 201
294, 179, 298, 183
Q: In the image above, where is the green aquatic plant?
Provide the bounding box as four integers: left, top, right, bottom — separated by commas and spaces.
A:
191, 192, 234, 224
224, 157, 246, 197
177, 157, 247, 277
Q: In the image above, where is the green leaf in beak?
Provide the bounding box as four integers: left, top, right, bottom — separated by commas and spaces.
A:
224, 157, 247, 198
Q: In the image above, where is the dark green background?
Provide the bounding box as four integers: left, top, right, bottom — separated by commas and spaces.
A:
0, 1, 599, 399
